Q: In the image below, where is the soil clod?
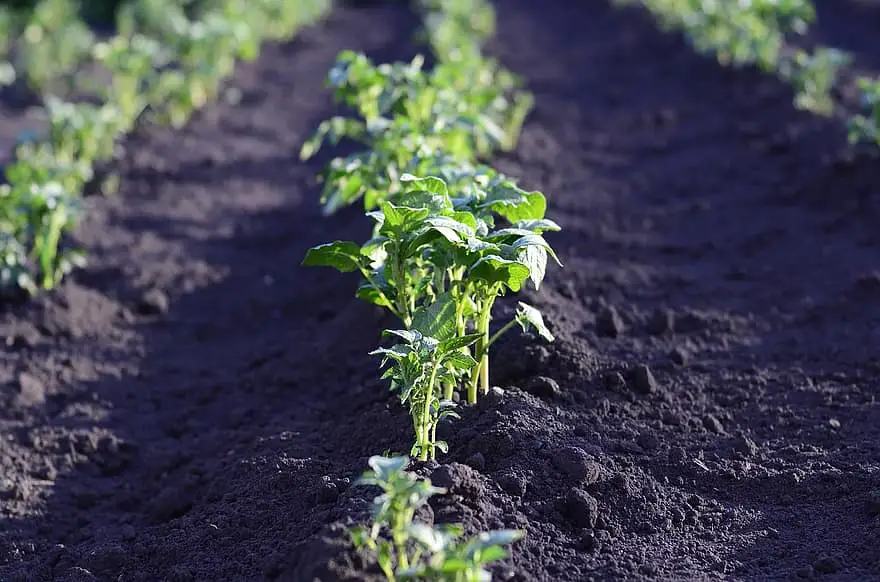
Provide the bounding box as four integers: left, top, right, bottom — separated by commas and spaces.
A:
669, 346, 688, 366
813, 555, 842, 574
15, 372, 46, 407
867, 490, 880, 516
647, 308, 675, 336
525, 375, 561, 399
733, 433, 759, 457
597, 306, 624, 337
136, 288, 169, 315
703, 415, 725, 434
496, 471, 527, 497
552, 446, 601, 485
628, 364, 659, 394
564, 488, 600, 528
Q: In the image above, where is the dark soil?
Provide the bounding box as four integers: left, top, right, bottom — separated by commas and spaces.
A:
1, 1, 879, 581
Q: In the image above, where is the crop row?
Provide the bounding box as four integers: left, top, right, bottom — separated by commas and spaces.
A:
618, 0, 879, 145
0, 0, 331, 298
300, 0, 564, 578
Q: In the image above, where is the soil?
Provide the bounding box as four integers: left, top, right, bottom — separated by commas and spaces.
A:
1, 1, 878, 581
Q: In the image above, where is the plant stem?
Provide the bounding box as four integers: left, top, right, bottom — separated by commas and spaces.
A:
419, 361, 441, 461
478, 297, 494, 395
40, 209, 67, 290
467, 296, 495, 403
467, 362, 480, 405
466, 317, 517, 405
486, 318, 517, 351
391, 255, 411, 327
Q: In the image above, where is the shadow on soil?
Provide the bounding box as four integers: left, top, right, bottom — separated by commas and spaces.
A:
0, 3, 421, 581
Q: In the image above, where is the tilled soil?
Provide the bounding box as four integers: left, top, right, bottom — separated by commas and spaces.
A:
1, 1, 878, 581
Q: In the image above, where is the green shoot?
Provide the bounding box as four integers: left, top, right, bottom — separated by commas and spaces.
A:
304, 174, 560, 412
849, 78, 880, 146
371, 330, 479, 461
351, 455, 524, 581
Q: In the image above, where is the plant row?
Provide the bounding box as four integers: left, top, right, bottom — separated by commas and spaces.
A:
617, 0, 880, 147
0, 0, 331, 297
301, 0, 560, 578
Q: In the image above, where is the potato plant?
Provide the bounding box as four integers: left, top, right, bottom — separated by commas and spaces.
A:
415, 0, 533, 150
849, 78, 880, 146
351, 455, 523, 581
371, 330, 479, 460
415, 0, 495, 63
304, 173, 558, 456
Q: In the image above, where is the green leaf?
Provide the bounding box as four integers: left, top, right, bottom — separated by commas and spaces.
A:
302, 241, 363, 272
510, 234, 562, 272
444, 350, 478, 370
484, 184, 547, 222
438, 333, 482, 354
380, 201, 430, 231
514, 218, 561, 233
400, 174, 448, 196
439, 559, 470, 572
423, 216, 475, 244
412, 292, 457, 341
408, 523, 451, 553
356, 280, 394, 310
452, 210, 478, 230
366, 455, 408, 481
369, 345, 410, 360
475, 529, 524, 548
382, 329, 424, 344
464, 237, 500, 254
469, 255, 531, 292
477, 545, 509, 563
485, 228, 537, 241
520, 244, 548, 289
516, 302, 554, 342
394, 188, 452, 213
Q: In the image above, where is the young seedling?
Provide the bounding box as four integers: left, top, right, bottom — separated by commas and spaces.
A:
0, 176, 84, 292
0, 233, 36, 298
849, 77, 880, 146
371, 330, 480, 460
779, 48, 849, 115
351, 455, 523, 581
304, 174, 561, 406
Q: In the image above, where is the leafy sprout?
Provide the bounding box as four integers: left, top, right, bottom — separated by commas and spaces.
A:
304, 173, 560, 457
351, 455, 524, 581
849, 77, 880, 146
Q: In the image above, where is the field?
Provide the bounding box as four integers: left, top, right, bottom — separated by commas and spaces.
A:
0, 0, 879, 580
